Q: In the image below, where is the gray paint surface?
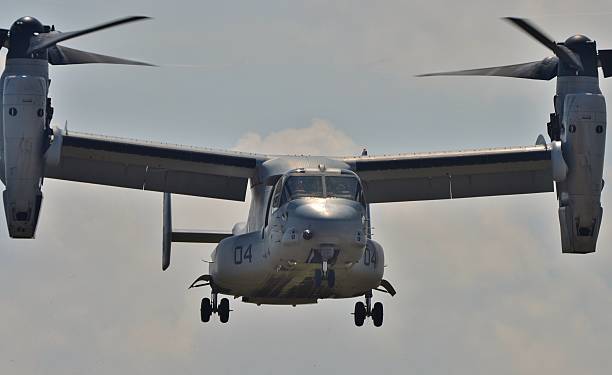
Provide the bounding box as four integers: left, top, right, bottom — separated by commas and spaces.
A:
2, 1, 612, 375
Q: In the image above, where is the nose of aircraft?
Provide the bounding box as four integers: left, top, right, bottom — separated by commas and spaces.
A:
286, 198, 366, 250
291, 198, 363, 222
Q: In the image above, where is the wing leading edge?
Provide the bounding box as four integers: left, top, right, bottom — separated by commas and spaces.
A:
42, 129, 553, 203
344, 145, 553, 203
44, 130, 264, 201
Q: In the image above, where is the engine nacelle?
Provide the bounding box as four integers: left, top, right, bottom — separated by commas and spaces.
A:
556, 93, 606, 253
2, 75, 47, 238
550, 141, 568, 182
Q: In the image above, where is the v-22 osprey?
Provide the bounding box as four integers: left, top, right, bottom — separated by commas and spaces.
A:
0, 16, 609, 327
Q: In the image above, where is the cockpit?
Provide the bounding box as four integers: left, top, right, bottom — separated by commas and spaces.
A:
270, 170, 366, 210
264, 169, 369, 248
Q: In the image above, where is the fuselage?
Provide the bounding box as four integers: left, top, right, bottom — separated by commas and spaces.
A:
209, 162, 385, 305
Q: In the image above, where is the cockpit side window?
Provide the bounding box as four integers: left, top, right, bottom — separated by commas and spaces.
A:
271, 178, 283, 209
357, 188, 367, 207
325, 176, 359, 200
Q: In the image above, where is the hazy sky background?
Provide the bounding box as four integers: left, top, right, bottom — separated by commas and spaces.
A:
2, 1, 612, 374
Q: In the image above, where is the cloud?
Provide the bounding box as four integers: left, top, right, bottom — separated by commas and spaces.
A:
233, 118, 362, 156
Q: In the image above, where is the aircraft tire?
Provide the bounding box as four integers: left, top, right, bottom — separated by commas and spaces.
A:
219, 298, 230, 323
372, 302, 383, 327
201, 297, 212, 323
327, 270, 336, 288
354, 302, 366, 327
314, 269, 323, 288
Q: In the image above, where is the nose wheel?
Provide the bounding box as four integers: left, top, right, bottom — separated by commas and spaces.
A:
314, 260, 336, 288
353, 291, 383, 327
200, 292, 231, 324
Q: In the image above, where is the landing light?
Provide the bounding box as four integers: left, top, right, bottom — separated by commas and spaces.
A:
303, 229, 313, 240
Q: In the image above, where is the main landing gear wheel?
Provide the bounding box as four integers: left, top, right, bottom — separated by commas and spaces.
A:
200, 297, 212, 322
354, 301, 366, 326
219, 298, 230, 324
200, 292, 231, 324
353, 291, 384, 327
372, 302, 383, 327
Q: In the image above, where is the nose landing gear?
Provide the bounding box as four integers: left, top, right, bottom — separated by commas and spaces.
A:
200, 292, 231, 324
314, 260, 336, 288
353, 291, 383, 327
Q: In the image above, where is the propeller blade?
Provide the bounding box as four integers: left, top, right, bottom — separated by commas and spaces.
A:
416, 57, 559, 80
599, 49, 612, 78
27, 16, 150, 55
504, 17, 583, 71
48, 45, 154, 66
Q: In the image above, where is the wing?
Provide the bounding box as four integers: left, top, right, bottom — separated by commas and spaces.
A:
344, 145, 553, 203
44, 130, 265, 201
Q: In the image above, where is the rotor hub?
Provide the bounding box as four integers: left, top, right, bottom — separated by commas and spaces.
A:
7, 16, 46, 59
9, 16, 44, 37
564, 34, 592, 51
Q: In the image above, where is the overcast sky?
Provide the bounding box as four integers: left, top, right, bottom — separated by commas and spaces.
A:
2, 1, 612, 374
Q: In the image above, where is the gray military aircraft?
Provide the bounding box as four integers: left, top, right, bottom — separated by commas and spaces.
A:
0, 16, 609, 327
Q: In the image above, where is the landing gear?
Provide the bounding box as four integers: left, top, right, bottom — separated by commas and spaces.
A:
200, 297, 212, 322
372, 302, 383, 327
219, 298, 230, 323
314, 269, 323, 288
314, 260, 336, 288
353, 291, 384, 327
354, 301, 366, 326
200, 292, 230, 324
327, 269, 336, 288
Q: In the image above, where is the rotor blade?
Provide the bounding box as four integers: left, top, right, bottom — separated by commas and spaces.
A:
504, 17, 583, 71
504, 18, 558, 52
416, 57, 559, 80
27, 16, 150, 55
48, 45, 155, 66
599, 49, 612, 78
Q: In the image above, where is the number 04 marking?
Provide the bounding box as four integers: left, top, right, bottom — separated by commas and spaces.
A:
363, 247, 377, 267
234, 244, 253, 265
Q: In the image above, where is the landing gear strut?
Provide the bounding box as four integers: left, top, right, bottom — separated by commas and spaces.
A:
353, 291, 383, 327
200, 291, 230, 324
314, 260, 336, 288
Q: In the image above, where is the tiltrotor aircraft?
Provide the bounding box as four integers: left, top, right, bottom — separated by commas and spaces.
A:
1, 16, 610, 327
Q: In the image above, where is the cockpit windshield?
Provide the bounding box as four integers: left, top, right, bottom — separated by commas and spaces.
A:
280, 174, 362, 204
325, 176, 360, 200
284, 176, 324, 200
